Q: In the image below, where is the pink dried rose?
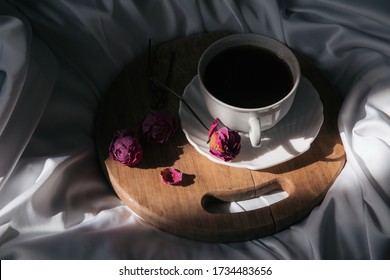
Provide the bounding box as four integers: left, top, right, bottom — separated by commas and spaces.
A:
138, 111, 177, 144
208, 118, 241, 162
109, 129, 143, 166
160, 167, 183, 185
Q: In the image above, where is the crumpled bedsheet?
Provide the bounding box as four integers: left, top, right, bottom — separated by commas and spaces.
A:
0, 0, 389, 259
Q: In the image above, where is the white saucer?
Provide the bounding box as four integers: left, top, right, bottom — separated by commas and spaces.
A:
179, 75, 324, 170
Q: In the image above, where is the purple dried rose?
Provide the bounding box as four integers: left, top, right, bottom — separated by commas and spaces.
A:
109, 129, 143, 166
160, 167, 183, 185
208, 118, 241, 162
139, 111, 177, 144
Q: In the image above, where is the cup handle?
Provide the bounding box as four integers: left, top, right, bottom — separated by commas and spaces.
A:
248, 114, 261, 147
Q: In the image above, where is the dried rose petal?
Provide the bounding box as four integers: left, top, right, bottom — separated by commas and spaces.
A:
208, 119, 241, 162
208, 118, 219, 139
139, 111, 177, 144
160, 167, 183, 185
109, 129, 143, 166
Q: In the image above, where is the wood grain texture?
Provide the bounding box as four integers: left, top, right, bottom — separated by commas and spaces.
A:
95, 32, 346, 242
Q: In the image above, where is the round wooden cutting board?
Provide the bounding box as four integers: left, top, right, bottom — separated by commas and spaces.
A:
95, 32, 346, 242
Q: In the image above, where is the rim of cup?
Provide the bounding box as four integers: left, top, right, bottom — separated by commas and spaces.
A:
198, 33, 301, 112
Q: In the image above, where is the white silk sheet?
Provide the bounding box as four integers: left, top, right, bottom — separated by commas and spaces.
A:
0, 0, 389, 259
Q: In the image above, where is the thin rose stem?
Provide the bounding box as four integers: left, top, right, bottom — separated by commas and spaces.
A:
149, 78, 209, 131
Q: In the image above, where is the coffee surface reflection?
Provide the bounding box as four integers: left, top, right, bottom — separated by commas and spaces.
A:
204, 45, 294, 108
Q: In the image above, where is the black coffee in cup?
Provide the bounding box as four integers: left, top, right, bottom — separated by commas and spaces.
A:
203, 45, 294, 108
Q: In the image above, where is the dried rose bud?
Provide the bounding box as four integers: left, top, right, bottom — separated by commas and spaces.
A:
160, 167, 183, 185
109, 129, 143, 166
138, 111, 177, 144
208, 118, 241, 162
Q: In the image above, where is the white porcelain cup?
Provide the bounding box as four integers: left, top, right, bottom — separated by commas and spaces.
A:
198, 34, 301, 147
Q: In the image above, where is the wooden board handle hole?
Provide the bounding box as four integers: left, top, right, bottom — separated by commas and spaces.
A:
202, 179, 289, 214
